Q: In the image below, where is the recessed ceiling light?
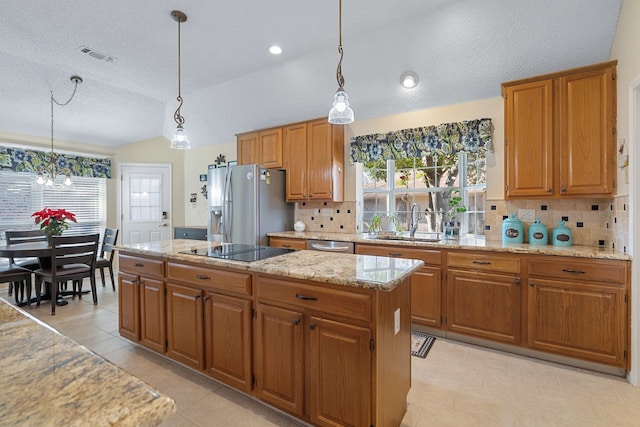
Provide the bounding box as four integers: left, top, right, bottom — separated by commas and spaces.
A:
268, 45, 282, 55
400, 72, 419, 89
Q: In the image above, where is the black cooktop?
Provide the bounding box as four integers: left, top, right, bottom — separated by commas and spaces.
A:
181, 244, 294, 262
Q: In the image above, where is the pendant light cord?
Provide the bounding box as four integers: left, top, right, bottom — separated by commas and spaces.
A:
174, 17, 185, 126
49, 77, 81, 177
335, 0, 345, 91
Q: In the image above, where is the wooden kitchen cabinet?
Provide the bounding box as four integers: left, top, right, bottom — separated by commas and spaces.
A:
355, 243, 443, 328
237, 128, 283, 168
118, 254, 166, 352
269, 236, 307, 250
446, 251, 521, 344
527, 256, 628, 368
284, 118, 344, 202
503, 60, 617, 198
166, 282, 204, 370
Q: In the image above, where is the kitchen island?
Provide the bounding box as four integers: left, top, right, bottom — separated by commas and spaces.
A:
0, 298, 175, 426
116, 239, 423, 427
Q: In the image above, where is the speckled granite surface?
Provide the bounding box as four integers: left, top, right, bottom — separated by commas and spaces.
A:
0, 299, 176, 426
115, 240, 423, 291
268, 231, 631, 260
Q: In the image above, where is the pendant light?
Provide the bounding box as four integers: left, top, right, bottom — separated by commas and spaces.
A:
37, 75, 82, 187
328, 0, 354, 124
170, 10, 191, 150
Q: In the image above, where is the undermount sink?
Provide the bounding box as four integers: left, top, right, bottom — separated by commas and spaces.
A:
371, 234, 442, 243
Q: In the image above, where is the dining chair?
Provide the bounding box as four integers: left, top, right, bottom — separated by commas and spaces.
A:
4, 230, 47, 298
0, 265, 32, 305
34, 234, 100, 315
95, 228, 119, 291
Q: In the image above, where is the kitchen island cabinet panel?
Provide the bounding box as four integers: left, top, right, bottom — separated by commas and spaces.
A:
139, 276, 166, 353
204, 292, 252, 392
255, 304, 305, 416
309, 317, 371, 427
166, 283, 204, 370
118, 271, 140, 342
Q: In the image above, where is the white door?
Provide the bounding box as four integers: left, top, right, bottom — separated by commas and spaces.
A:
120, 164, 172, 244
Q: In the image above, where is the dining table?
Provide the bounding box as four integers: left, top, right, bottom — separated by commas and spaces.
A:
0, 240, 84, 306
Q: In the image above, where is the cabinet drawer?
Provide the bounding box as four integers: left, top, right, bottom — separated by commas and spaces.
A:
528, 257, 627, 285
447, 251, 520, 274
257, 276, 371, 322
167, 262, 252, 296
355, 244, 441, 266
270, 237, 307, 250
119, 254, 165, 279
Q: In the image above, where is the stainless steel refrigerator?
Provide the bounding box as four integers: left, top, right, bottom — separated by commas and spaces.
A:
207, 164, 293, 246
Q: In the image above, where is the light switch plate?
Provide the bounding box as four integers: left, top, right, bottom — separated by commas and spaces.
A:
518, 208, 535, 222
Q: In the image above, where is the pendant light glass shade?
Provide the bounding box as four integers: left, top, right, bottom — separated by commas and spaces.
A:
170, 124, 191, 149
328, 90, 354, 124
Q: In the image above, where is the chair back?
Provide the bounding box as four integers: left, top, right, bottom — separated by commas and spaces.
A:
100, 228, 119, 261
5, 230, 47, 264
51, 234, 100, 272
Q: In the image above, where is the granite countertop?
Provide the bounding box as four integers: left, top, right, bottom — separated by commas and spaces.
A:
115, 240, 423, 291
0, 299, 175, 426
268, 231, 631, 261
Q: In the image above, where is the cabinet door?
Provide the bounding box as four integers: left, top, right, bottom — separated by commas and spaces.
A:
447, 270, 521, 344
166, 283, 204, 370
139, 276, 166, 353
269, 236, 307, 250
307, 120, 334, 200
284, 123, 307, 201
504, 79, 554, 197
559, 66, 615, 195
237, 132, 259, 165
118, 271, 140, 341
259, 128, 283, 169
528, 278, 626, 367
255, 304, 304, 416
411, 266, 442, 328
203, 292, 252, 392
309, 317, 371, 427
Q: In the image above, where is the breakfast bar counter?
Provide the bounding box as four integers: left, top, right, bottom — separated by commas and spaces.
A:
0, 298, 176, 426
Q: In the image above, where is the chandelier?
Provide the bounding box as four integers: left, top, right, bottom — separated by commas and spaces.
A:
170, 10, 191, 149
328, 0, 354, 124
36, 75, 82, 187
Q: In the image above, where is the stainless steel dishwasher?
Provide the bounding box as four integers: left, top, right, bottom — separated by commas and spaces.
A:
307, 239, 355, 254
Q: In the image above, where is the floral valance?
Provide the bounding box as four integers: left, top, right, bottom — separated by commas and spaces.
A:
349, 118, 492, 163
0, 146, 111, 179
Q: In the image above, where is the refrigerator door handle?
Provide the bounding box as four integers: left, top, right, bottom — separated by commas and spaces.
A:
222, 168, 232, 242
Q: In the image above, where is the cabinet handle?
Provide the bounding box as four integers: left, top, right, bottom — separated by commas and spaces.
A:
309, 323, 316, 330
561, 186, 567, 193
293, 318, 300, 325
472, 260, 491, 265
203, 296, 209, 302
515, 278, 520, 286
195, 274, 211, 280
282, 244, 291, 248
547, 188, 553, 193
529, 281, 535, 287
295, 293, 317, 301
194, 294, 200, 300
561, 268, 586, 274
388, 252, 404, 257
134, 263, 144, 267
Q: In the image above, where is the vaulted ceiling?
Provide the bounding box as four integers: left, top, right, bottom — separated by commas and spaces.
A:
0, 0, 622, 148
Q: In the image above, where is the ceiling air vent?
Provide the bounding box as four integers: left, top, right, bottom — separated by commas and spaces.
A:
78, 46, 116, 63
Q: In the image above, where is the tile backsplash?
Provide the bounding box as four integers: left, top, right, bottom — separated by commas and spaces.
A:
485, 196, 629, 252
294, 201, 358, 233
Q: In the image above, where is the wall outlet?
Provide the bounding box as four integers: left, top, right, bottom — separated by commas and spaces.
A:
518, 208, 535, 222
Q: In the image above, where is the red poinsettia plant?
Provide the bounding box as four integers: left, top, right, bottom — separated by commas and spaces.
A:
32, 207, 77, 237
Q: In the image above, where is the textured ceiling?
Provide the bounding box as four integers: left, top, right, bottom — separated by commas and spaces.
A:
0, 0, 622, 148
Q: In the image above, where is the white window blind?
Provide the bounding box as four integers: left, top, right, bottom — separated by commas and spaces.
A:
0, 171, 106, 239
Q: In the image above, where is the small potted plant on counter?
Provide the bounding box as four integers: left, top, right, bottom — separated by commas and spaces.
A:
368, 213, 382, 237
442, 189, 466, 239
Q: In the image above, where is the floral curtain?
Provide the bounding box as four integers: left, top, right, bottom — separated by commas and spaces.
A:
349, 118, 492, 163
0, 146, 111, 179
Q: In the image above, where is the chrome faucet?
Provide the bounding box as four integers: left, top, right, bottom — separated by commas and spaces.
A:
409, 203, 421, 238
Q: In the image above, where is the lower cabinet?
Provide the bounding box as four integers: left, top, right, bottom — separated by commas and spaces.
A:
166, 282, 204, 370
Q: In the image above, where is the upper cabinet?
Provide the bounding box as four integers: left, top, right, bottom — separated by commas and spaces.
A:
502, 61, 617, 199
237, 128, 283, 169
284, 118, 344, 202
